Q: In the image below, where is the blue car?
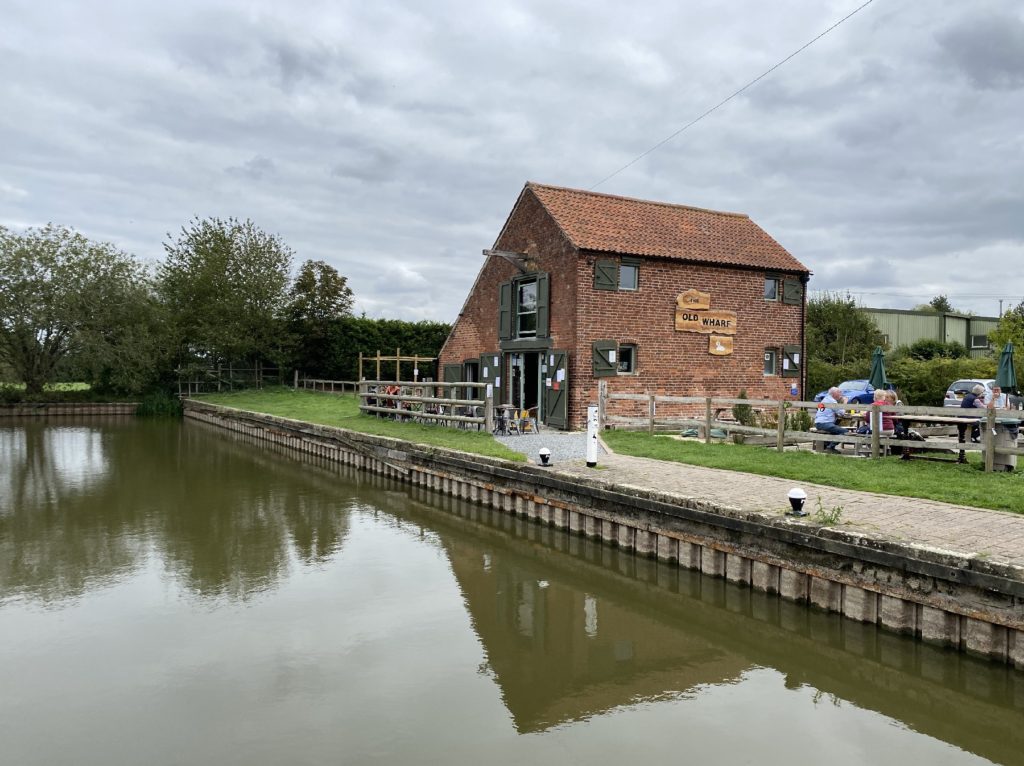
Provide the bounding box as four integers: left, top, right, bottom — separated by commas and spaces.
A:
813, 379, 878, 404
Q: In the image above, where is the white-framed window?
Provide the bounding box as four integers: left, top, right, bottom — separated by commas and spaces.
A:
764, 349, 778, 376
618, 344, 637, 374
517, 279, 537, 337
764, 276, 781, 301
970, 334, 990, 349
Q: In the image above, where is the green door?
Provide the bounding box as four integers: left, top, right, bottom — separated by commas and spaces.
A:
479, 352, 503, 406
544, 350, 568, 429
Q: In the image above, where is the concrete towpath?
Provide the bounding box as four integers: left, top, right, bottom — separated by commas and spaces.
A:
550, 452, 1024, 571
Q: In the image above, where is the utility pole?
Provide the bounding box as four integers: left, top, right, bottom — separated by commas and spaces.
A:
999, 299, 1004, 316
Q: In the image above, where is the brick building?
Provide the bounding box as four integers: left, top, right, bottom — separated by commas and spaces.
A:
439, 183, 811, 430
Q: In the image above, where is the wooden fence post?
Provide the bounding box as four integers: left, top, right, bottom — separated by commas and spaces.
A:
376, 350, 381, 381
648, 394, 656, 435
776, 402, 786, 452
293, 369, 299, 389
984, 409, 996, 472
598, 380, 607, 430
871, 404, 880, 459
485, 388, 494, 434
705, 397, 713, 444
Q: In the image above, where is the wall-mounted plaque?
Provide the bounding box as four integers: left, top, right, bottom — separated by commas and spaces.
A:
708, 336, 733, 355
675, 308, 737, 335
676, 288, 711, 311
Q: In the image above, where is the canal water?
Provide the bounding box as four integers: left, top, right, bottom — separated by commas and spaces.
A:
1, 418, 1021, 765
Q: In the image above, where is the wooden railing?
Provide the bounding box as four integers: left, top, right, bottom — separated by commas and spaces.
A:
297, 376, 360, 394
357, 380, 493, 431
598, 383, 1024, 472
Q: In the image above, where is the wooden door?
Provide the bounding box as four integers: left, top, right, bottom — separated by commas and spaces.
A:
479, 352, 503, 405
544, 350, 568, 429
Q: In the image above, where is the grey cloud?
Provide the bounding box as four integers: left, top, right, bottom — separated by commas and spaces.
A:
226, 155, 277, 180
937, 11, 1024, 90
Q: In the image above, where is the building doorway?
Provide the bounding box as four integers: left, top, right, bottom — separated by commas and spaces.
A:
509, 352, 541, 414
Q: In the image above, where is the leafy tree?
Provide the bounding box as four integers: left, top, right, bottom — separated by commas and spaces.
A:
288, 260, 354, 323
989, 298, 1024, 387
0, 224, 160, 394
158, 217, 293, 368
287, 260, 355, 375
806, 292, 887, 366
913, 294, 956, 314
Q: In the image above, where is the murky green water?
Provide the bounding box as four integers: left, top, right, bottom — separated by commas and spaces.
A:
1, 418, 1021, 765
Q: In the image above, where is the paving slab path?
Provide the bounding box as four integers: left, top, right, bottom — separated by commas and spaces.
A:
551, 452, 1024, 570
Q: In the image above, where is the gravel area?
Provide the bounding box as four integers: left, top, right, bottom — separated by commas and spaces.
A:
494, 430, 605, 464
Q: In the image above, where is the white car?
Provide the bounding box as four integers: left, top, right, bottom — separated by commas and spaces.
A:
943, 379, 994, 408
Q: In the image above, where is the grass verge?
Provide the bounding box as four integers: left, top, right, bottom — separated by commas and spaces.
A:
603, 431, 1024, 514
197, 388, 525, 462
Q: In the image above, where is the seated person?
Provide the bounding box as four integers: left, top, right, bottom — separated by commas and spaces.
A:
814, 386, 848, 453
985, 384, 1008, 409
861, 389, 895, 436
957, 384, 985, 443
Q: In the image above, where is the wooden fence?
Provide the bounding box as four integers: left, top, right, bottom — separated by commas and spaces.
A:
177, 365, 282, 395
357, 380, 493, 430
296, 376, 360, 394
598, 382, 1024, 472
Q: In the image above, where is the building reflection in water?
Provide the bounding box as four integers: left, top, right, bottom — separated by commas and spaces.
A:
402, 489, 1024, 764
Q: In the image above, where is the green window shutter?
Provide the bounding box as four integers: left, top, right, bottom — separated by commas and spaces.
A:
443, 363, 463, 399
498, 281, 513, 340
592, 340, 617, 377
782, 345, 801, 378
782, 278, 804, 305
536, 273, 550, 338
594, 260, 617, 291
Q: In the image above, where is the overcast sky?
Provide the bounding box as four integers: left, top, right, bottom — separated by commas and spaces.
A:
3, 0, 1023, 320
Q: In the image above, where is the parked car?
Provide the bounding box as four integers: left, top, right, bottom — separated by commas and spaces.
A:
812, 379, 878, 404
943, 379, 994, 408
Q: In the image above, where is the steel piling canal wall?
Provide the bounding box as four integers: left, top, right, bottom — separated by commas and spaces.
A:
184, 399, 1024, 668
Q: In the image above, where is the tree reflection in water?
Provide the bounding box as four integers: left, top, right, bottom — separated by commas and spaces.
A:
0, 419, 351, 604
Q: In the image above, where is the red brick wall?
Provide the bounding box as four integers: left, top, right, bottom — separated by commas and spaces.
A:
572, 253, 805, 427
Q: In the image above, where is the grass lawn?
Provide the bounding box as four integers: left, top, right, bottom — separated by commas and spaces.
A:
603, 431, 1024, 514
197, 388, 525, 462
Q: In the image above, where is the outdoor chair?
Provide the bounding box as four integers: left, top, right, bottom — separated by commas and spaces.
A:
517, 408, 540, 434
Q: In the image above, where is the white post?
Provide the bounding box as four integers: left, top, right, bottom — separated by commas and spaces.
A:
586, 405, 599, 468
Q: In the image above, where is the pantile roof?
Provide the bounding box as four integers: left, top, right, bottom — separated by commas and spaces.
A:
525, 182, 809, 273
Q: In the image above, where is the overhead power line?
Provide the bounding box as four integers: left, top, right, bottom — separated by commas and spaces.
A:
591, 0, 878, 189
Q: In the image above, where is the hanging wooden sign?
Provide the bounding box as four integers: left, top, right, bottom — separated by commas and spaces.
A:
708, 336, 733, 355
676, 288, 711, 311
675, 309, 737, 335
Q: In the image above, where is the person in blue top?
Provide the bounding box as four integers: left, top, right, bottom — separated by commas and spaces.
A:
958, 384, 985, 444
814, 386, 847, 453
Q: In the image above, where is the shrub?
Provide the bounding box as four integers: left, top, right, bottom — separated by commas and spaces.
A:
905, 339, 967, 360
136, 391, 183, 417
732, 389, 756, 426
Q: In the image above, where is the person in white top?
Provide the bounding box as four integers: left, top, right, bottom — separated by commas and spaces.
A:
985, 385, 1008, 409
